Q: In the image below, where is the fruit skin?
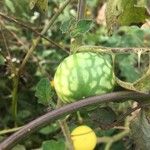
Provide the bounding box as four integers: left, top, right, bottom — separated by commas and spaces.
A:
54, 52, 115, 103
71, 125, 97, 150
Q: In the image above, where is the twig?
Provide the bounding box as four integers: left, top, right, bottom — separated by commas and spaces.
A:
0, 22, 11, 58
0, 22, 18, 124
19, 0, 71, 74
105, 105, 141, 129
97, 118, 130, 150
0, 127, 23, 135
77, 0, 86, 20
0, 12, 68, 52
5, 28, 26, 48
96, 102, 150, 130
0, 91, 150, 149
6, 0, 71, 124
71, 0, 86, 52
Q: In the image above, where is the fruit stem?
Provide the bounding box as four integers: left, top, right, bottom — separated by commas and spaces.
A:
77, 111, 83, 124
57, 99, 74, 150
58, 120, 74, 150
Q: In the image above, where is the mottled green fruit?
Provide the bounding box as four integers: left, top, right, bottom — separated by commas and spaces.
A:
54, 52, 115, 103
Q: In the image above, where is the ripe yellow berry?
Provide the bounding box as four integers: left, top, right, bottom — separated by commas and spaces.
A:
71, 125, 97, 150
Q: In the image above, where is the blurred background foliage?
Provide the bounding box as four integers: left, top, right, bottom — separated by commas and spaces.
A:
0, 0, 150, 149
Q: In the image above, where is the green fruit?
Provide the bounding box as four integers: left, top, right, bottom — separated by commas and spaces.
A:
54, 52, 115, 103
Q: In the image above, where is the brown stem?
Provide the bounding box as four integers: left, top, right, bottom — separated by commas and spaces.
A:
77, 0, 86, 20
0, 91, 150, 150
0, 12, 67, 52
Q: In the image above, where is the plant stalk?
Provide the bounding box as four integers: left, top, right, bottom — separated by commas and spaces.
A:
57, 99, 74, 150
11, 74, 19, 126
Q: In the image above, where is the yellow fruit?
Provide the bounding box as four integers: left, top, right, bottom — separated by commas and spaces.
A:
71, 125, 97, 150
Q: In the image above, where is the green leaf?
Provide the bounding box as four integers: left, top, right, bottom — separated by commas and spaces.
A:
35, 78, 52, 106
116, 54, 141, 82
0, 55, 5, 65
118, 0, 149, 26
130, 110, 150, 150
42, 140, 65, 150
105, 0, 150, 33
135, 0, 147, 8
60, 20, 71, 33
90, 106, 117, 128
5, 0, 15, 13
70, 19, 93, 37
76, 20, 93, 33
18, 110, 31, 119
39, 123, 59, 135
12, 145, 26, 150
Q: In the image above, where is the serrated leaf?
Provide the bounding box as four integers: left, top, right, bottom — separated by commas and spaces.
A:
106, 0, 150, 33
118, 0, 149, 26
77, 20, 93, 33
42, 140, 65, 150
70, 19, 93, 37
35, 78, 52, 105
60, 20, 71, 33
